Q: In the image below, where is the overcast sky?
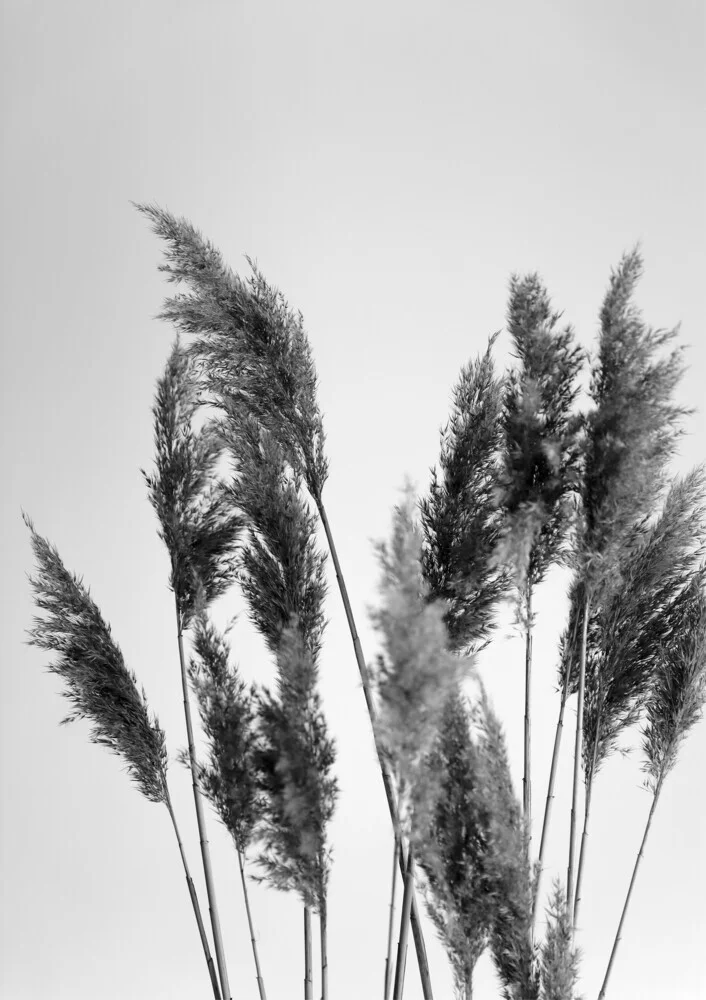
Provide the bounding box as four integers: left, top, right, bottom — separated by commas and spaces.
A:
2, 2, 705, 999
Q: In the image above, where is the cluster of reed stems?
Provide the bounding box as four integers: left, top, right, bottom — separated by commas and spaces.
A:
23, 210, 706, 1000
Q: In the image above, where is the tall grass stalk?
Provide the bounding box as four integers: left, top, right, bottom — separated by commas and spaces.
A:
137, 203, 434, 998
392, 846, 416, 1000
531, 614, 575, 930
237, 849, 267, 1000
563, 248, 688, 924
497, 273, 583, 864
25, 519, 221, 997
188, 617, 268, 1000
566, 600, 589, 916
597, 576, 706, 997
176, 614, 232, 1000
145, 341, 242, 1000
384, 836, 400, 1000
165, 788, 223, 999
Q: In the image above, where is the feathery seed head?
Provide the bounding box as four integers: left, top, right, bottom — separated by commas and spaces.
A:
25, 517, 168, 804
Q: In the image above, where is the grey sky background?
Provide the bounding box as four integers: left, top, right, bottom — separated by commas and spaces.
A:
1, 2, 704, 998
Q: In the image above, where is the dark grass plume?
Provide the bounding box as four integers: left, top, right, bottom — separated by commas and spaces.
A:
137, 200, 435, 999
597, 576, 706, 998
495, 273, 583, 590
419, 334, 508, 654
539, 881, 581, 1000
25, 516, 168, 803
495, 274, 583, 861
24, 517, 222, 996
565, 247, 689, 917
254, 624, 338, 912
143, 339, 242, 628
144, 339, 238, 1000
187, 615, 269, 1000
134, 203, 327, 501
417, 687, 540, 1000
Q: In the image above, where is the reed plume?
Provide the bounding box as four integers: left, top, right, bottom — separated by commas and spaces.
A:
225, 416, 335, 999
597, 575, 706, 998
370, 488, 471, 1000
417, 688, 539, 1000
538, 881, 581, 1000
564, 247, 688, 919
187, 616, 268, 1000
144, 339, 242, 1000
255, 625, 337, 999
24, 518, 222, 998
419, 334, 508, 654
136, 202, 433, 996
496, 273, 583, 865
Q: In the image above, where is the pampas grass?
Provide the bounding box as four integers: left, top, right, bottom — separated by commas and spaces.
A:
566, 247, 688, 919
370, 488, 473, 999
136, 203, 435, 996
497, 273, 583, 858
597, 576, 706, 998
24, 517, 222, 998
539, 881, 581, 1000
419, 334, 508, 654
188, 615, 268, 1000
144, 339, 242, 1000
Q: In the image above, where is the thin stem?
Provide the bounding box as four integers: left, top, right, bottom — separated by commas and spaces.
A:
304, 905, 313, 1000
597, 778, 664, 999
573, 685, 603, 930
237, 848, 267, 1000
320, 898, 329, 1000
164, 789, 222, 1000
523, 584, 533, 851
392, 844, 415, 1000
532, 664, 571, 930
384, 836, 400, 1000
317, 500, 433, 999
567, 598, 590, 917
176, 604, 232, 1000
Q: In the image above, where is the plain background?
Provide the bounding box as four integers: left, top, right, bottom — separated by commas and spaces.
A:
1, 2, 704, 998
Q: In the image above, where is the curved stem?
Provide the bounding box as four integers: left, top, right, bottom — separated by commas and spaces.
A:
176, 604, 232, 1000
567, 598, 590, 918
317, 500, 433, 999
164, 788, 222, 999
237, 849, 267, 1000
597, 779, 663, 999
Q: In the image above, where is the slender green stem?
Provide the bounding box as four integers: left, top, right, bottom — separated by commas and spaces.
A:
523, 585, 533, 851
176, 604, 232, 1000
164, 790, 222, 1000
237, 848, 267, 1000
392, 844, 415, 1000
567, 599, 590, 917
384, 835, 400, 1000
597, 779, 664, 999
304, 906, 313, 1000
317, 500, 433, 999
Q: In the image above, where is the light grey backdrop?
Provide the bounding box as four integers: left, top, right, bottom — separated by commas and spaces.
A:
2, 2, 704, 998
